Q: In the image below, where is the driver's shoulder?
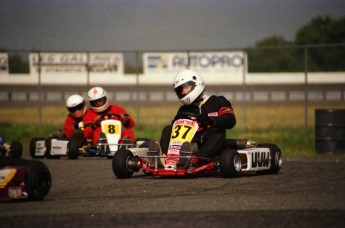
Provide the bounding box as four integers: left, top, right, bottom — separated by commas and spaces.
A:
108, 104, 126, 113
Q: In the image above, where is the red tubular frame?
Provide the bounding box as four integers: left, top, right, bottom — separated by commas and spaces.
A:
140, 158, 217, 176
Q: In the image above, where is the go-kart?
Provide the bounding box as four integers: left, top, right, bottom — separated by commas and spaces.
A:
0, 157, 52, 201
112, 112, 283, 179
0, 136, 23, 158
30, 135, 69, 159
30, 113, 135, 159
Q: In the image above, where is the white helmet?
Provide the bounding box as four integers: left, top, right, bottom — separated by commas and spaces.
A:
66, 94, 85, 113
173, 69, 205, 105
87, 87, 109, 113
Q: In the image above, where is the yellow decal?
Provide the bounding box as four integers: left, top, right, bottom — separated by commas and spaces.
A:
170, 121, 197, 142
103, 123, 120, 135
0, 168, 17, 189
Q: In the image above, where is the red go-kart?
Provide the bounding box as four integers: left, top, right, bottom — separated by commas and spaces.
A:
112, 112, 282, 179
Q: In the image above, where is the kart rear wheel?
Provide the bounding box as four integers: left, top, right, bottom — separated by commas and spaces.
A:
30, 137, 46, 159
26, 160, 52, 200
112, 147, 135, 179
256, 144, 282, 174
10, 141, 23, 158
67, 136, 80, 159
219, 149, 242, 178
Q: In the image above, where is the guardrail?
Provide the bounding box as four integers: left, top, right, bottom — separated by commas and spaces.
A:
1, 84, 344, 105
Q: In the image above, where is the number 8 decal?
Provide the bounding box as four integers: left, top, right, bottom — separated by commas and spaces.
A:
108, 125, 116, 134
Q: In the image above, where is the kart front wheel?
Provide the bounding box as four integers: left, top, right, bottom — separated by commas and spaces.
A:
10, 141, 23, 158
219, 149, 242, 178
112, 147, 135, 179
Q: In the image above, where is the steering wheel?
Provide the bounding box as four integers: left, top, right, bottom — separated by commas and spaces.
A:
173, 111, 198, 121
94, 113, 123, 127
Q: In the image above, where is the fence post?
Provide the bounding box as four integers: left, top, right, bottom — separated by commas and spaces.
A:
86, 52, 90, 87
38, 51, 42, 126
135, 51, 140, 125
242, 51, 248, 134
304, 46, 309, 131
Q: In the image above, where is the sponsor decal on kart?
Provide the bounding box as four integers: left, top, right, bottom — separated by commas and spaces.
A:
51, 139, 69, 155
251, 151, 270, 168
8, 185, 27, 199
35, 140, 46, 157
239, 148, 271, 171
165, 119, 198, 169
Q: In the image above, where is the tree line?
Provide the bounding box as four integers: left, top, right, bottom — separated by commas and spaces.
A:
3, 15, 345, 73
248, 15, 345, 72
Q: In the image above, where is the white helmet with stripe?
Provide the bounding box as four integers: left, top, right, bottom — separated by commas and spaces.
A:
173, 69, 205, 105
87, 87, 109, 113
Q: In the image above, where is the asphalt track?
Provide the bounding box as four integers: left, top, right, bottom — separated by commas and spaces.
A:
1, 156, 345, 227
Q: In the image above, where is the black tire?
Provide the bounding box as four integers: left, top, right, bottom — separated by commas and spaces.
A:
29, 137, 46, 159
112, 147, 135, 179
219, 149, 242, 178
45, 137, 61, 159
67, 136, 80, 159
26, 160, 52, 200
10, 141, 23, 158
256, 144, 282, 174
0, 158, 52, 201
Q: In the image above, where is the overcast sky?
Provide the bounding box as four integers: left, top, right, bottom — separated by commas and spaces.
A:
1, 0, 344, 52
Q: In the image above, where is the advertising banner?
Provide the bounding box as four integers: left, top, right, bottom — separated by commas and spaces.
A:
29, 52, 123, 74
0, 53, 9, 74
143, 52, 244, 73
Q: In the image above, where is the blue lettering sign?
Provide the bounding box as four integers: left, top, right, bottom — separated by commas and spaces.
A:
148, 55, 168, 69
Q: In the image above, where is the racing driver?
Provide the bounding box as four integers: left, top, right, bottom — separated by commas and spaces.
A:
83, 87, 135, 144
160, 69, 236, 164
63, 94, 87, 139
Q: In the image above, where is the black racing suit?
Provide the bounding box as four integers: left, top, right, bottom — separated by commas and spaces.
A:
160, 95, 236, 159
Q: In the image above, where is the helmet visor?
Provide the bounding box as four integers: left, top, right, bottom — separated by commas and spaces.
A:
90, 97, 107, 108
174, 81, 196, 99
67, 101, 85, 113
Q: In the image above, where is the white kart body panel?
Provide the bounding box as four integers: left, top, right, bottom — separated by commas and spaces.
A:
50, 139, 69, 155
101, 119, 122, 156
238, 147, 271, 171
34, 139, 46, 156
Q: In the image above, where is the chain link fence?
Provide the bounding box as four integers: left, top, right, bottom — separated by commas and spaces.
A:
1, 44, 344, 132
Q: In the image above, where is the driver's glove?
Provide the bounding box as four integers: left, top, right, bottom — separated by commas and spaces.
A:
120, 114, 131, 127
94, 116, 103, 127
197, 114, 216, 128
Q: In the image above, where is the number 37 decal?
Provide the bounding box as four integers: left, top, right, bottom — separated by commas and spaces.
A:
171, 123, 197, 142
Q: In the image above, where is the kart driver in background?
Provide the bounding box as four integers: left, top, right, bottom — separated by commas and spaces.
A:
83, 86, 135, 144
160, 69, 236, 165
63, 94, 87, 139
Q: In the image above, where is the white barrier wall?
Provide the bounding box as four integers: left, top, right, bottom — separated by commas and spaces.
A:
246, 72, 345, 84
2, 71, 345, 85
